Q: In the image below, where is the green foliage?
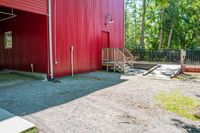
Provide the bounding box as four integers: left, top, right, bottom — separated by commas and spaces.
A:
125, 0, 200, 50
155, 91, 200, 121
22, 128, 38, 133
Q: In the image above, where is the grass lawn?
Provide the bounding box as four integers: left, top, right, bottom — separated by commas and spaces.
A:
155, 91, 200, 121
175, 73, 200, 81
22, 128, 38, 133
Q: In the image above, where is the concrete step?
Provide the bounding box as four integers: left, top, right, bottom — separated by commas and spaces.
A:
0, 108, 36, 133
1, 69, 47, 80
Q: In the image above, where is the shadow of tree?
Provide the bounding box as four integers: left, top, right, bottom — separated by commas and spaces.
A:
171, 119, 200, 133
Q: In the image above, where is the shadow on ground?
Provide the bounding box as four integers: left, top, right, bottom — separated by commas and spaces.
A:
172, 119, 200, 133
195, 95, 200, 98
0, 71, 126, 117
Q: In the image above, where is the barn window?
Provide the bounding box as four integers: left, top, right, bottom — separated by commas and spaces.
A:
4, 31, 12, 49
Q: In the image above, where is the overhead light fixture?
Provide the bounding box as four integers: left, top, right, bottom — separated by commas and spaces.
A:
105, 13, 114, 27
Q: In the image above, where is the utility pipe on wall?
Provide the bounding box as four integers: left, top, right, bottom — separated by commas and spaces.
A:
30, 63, 34, 73
48, 0, 54, 79
71, 46, 74, 77
54, 0, 58, 64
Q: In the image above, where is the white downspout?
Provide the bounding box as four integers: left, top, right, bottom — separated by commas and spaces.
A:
48, 0, 54, 79
71, 46, 74, 77
54, 0, 58, 64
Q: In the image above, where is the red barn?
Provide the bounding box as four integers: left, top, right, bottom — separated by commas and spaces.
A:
0, 0, 124, 79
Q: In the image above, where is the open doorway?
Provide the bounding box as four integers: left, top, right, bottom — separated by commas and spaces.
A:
0, 7, 48, 79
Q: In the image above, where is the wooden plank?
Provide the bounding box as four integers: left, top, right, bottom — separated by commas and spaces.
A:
143, 64, 161, 76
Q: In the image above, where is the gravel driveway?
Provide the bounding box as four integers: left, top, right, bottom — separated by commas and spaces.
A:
0, 71, 199, 133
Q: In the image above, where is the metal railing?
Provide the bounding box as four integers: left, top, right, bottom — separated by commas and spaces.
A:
131, 49, 200, 64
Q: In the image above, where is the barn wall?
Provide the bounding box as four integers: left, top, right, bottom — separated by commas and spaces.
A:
0, 0, 48, 15
52, 0, 124, 77
0, 10, 48, 73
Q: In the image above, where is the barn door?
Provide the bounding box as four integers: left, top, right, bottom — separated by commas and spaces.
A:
102, 31, 110, 48
101, 31, 111, 66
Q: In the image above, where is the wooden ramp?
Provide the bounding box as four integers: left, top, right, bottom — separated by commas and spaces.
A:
145, 64, 181, 79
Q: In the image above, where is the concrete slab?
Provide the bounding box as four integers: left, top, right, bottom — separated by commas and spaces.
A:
0, 69, 47, 80
0, 70, 46, 87
126, 69, 147, 76
146, 64, 181, 79
0, 108, 35, 133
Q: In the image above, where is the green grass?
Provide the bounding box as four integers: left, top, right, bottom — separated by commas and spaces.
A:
155, 90, 200, 121
174, 73, 200, 81
22, 128, 38, 133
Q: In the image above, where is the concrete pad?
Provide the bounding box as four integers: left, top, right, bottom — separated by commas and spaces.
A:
147, 64, 181, 79
0, 70, 46, 87
0, 108, 35, 133
126, 69, 147, 76
1, 69, 47, 80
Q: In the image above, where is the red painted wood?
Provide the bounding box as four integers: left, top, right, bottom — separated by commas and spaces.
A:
184, 65, 200, 73
0, 10, 48, 73
52, 0, 124, 77
0, 0, 48, 15
102, 32, 110, 48
0, 0, 124, 77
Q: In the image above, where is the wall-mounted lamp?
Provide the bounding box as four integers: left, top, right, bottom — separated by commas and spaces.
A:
105, 13, 114, 27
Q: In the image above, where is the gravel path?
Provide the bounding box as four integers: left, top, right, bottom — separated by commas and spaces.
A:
0, 71, 199, 133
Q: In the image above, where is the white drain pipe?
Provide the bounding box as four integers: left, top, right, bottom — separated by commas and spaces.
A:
71, 46, 74, 77
30, 63, 34, 73
48, 0, 54, 79
54, 0, 58, 64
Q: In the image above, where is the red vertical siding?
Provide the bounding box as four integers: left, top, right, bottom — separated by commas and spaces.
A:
102, 32, 110, 48
52, 0, 124, 77
0, 0, 48, 15
0, 10, 48, 73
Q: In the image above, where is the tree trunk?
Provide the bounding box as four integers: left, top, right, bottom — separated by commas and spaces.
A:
180, 33, 186, 49
196, 13, 200, 47
158, 10, 165, 49
140, 0, 146, 48
196, 31, 199, 46
134, 0, 137, 45
167, 17, 174, 49
196, 9, 200, 47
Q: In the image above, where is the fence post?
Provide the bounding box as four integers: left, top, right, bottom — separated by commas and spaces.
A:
107, 48, 109, 72
180, 49, 186, 72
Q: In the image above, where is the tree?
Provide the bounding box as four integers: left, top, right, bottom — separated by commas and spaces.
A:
140, 0, 146, 48
158, 10, 165, 49
125, 0, 200, 50
156, 0, 169, 49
